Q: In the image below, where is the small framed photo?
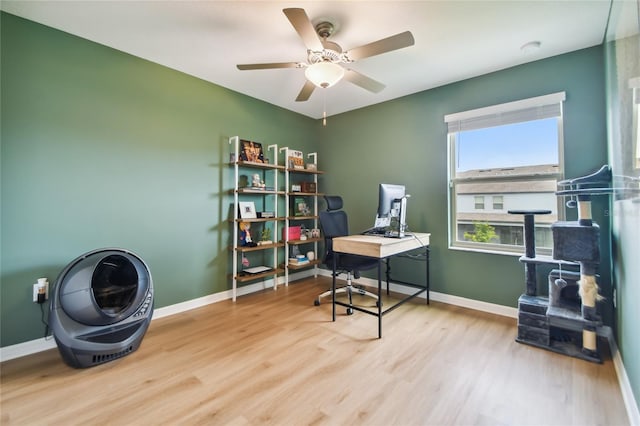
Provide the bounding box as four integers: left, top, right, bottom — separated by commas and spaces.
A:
239, 201, 257, 219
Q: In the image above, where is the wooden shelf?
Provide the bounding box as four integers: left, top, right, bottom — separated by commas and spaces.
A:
235, 268, 284, 283
285, 259, 322, 270
287, 215, 318, 221
230, 217, 285, 223
287, 237, 322, 245
236, 188, 285, 195
230, 161, 285, 170
287, 192, 324, 197
233, 242, 285, 252
286, 168, 324, 174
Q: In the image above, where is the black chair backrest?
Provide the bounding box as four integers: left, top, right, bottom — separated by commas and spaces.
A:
319, 196, 349, 265
319, 196, 348, 238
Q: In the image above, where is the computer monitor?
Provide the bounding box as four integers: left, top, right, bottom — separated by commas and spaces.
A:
374, 183, 408, 237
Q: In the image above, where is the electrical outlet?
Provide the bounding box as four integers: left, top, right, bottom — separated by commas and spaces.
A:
32, 279, 49, 303
32, 284, 41, 302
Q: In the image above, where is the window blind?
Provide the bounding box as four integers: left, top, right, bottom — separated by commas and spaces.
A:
445, 92, 566, 133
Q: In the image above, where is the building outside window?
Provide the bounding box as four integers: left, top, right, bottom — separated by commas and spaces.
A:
445, 92, 565, 255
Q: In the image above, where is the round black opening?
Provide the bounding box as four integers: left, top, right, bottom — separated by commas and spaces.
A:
91, 254, 139, 314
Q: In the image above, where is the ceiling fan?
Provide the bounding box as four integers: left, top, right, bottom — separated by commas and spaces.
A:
237, 8, 415, 102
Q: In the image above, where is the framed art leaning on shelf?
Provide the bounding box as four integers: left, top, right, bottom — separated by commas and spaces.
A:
238, 201, 257, 219
240, 139, 265, 163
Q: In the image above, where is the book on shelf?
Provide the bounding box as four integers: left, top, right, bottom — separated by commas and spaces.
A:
282, 226, 301, 241
286, 149, 304, 169
289, 256, 310, 265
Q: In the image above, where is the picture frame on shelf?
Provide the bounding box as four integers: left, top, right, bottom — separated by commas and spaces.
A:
240, 139, 265, 163
238, 201, 257, 219
293, 197, 311, 216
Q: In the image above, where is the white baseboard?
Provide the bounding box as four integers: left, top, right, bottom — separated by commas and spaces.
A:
602, 327, 640, 425
0, 337, 58, 362
2, 268, 638, 423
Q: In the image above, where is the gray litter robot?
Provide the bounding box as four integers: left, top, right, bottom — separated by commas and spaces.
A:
49, 248, 154, 368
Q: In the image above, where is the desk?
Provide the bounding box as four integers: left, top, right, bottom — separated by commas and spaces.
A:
331, 232, 430, 338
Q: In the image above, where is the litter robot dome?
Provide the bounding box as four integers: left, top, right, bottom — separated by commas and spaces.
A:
49, 248, 154, 368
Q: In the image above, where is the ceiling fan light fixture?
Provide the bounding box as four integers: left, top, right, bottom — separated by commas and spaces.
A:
305, 62, 344, 88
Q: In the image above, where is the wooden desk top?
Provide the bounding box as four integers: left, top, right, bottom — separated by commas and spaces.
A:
333, 233, 430, 259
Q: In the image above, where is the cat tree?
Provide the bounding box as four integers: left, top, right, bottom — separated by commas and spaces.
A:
510, 165, 612, 363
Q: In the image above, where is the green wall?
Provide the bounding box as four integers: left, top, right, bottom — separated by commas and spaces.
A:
319, 46, 610, 314
1, 13, 318, 346
605, 27, 640, 414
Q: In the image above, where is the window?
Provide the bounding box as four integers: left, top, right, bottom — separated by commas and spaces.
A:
492, 195, 504, 210
445, 92, 565, 255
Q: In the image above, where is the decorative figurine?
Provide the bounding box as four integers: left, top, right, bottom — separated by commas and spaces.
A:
251, 173, 265, 189
239, 221, 257, 247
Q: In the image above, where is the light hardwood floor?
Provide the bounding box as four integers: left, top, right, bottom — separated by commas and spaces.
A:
1, 277, 629, 425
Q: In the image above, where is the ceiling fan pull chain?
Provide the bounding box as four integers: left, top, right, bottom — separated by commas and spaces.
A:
323, 90, 327, 126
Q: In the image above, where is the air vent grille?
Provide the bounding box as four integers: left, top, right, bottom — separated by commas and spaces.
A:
91, 345, 133, 364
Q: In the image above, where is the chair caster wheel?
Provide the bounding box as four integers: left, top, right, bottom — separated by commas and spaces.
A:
314, 299, 320, 306
346, 308, 353, 315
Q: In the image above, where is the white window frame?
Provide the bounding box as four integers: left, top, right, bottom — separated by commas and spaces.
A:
445, 92, 566, 255
631, 77, 640, 171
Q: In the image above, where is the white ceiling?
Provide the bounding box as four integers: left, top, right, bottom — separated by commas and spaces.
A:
1, 1, 630, 119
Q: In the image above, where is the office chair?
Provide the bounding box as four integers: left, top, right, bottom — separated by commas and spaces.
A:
314, 195, 379, 314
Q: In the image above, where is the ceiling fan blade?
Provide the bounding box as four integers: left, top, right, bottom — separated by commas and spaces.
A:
237, 62, 301, 70
345, 31, 415, 61
283, 8, 324, 52
295, 80, 316, 102
344, 69, 385, 93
